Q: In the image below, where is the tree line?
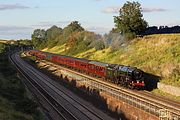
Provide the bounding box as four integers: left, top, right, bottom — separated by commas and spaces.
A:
31, 21, 105, 55
31, 1, 180, 54
144, 26, 180, 35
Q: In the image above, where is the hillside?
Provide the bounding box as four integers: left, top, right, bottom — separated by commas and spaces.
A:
42, 34, 180, 87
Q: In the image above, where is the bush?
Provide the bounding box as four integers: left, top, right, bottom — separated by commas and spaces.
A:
0, 43, 5, 53
89, 40, 105, 50
124, 32, 136, 41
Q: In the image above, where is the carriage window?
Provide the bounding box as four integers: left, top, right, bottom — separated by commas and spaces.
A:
91, 65, 94, 69
100, 68, 104, 72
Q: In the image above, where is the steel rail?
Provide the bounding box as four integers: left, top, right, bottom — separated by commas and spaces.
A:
13, 53, 109, 120
23, 64, 104, 120
10, 54, 78, 120
9, 54, 66, 120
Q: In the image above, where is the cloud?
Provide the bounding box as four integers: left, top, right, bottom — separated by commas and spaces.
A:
0, 25, 33, 40
0, 25, 32, 31
57, 21, 72, 24
31, 21, 70, 28
32, 22, 55, 27
0, 32, 31, 40
0, 3, 30, 11
165, 21, 180, 26
34, 6, 39, 9
142, 8, 168, 13
86, 27, 111, 34
102, 6, 168, 14
102, 6, 119, 14
32, 20, 85, 28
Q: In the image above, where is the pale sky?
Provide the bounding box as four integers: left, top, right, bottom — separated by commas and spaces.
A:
0, 0, 180, 40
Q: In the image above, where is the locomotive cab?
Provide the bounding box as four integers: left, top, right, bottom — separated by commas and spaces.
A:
106, 64, 117, 79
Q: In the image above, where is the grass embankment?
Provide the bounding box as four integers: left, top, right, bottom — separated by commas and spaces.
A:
42, 34, 180, 87
0, 43, 44, 120
152, 89, 180, 101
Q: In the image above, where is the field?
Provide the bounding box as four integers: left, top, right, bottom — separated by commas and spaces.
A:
42, 34, 180, 87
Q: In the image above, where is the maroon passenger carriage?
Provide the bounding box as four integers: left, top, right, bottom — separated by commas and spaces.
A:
27, 50, 145, 89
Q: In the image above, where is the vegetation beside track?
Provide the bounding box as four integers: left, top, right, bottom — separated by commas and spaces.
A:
152, 89, 180, 101
42, 34, 180, 87
0, 43, 44, 120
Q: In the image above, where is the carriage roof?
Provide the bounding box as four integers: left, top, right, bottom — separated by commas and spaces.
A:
89, 61, 109, 67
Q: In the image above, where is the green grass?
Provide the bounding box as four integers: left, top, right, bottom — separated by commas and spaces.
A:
42, 44, 66, 54
152, 89, 180, 101
42, 34, 180, 87
0, 43, 44, 120
0, 96, 34, 120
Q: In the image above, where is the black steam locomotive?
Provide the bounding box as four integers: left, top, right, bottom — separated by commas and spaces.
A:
28, 50, 145, 89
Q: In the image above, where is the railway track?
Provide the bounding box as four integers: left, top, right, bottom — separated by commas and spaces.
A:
137, 90, 180, 108
39, 59, 180, 119
10, 54, 78, 120
10, 53, 114, 120
16, 57, 106, 120
22, 65, 105, 120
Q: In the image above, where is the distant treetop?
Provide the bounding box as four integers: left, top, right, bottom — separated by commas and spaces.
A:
63, 21, 84, 37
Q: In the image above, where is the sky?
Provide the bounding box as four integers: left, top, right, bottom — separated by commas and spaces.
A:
0, 0, 180, 40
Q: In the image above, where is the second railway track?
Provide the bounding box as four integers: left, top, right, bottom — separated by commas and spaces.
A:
10, 53, 78, 120
10, 53, 114, 120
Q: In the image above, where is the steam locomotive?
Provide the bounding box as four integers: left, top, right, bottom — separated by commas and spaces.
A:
28, 50, 145, 89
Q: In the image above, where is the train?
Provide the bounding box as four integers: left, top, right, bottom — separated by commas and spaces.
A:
28, 50, 145, 89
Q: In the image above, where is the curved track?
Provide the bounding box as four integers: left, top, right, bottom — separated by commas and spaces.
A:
10, 53, 114, 120
10, 53, 77, 120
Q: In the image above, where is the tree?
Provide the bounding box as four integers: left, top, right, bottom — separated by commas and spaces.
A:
93, 40, 105, 50
18, 39, 32, 46
31, 29, 46, 48
45, 25, 63, 48
0, 43, 5, 53
63, 21, 84, 37
45, 25, 62, 41
114, 1, 148, 39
